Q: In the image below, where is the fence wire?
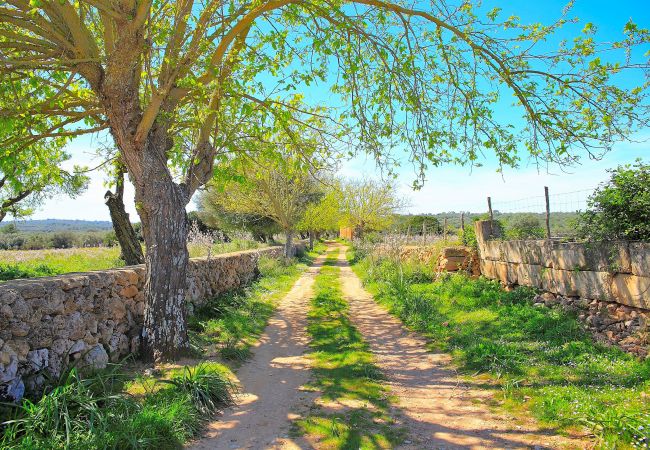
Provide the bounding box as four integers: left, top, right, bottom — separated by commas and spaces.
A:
489, 187, 596, 239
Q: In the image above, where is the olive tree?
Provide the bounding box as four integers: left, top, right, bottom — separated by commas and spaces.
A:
1, 0, 648, 360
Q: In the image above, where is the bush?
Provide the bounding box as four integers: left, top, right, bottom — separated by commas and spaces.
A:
504, 214, 545, 240
50, 232, 75, 249
577, 160, 650, 241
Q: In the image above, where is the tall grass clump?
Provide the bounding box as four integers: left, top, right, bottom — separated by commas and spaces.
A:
1, 361, 236, 449
352, 245, 650, 449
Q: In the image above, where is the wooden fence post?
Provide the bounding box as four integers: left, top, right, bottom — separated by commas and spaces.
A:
544, 186, 551, 240
487, 196, 493, 221
460, 212, 465, 245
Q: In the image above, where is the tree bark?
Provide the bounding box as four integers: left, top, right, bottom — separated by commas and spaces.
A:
284, 230, 294, 258
136, 136, 191, 362
309, 230, 314, 250
105, 170, 144, 266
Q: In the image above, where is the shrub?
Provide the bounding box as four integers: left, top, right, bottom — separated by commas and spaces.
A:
577, 159, 650, 241
504, 214, 545, 240
50, 232, 75, 249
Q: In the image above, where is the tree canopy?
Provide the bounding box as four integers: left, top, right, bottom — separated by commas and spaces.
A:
2, 0, 648, 359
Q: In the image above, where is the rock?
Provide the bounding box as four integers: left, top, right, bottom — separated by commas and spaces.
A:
69, 340, 86, 355
26, 349, 49, 372
119, 285, 139, 299
83, 345, 109, 370
1, 377, 25, 403
0, 355, 19, 383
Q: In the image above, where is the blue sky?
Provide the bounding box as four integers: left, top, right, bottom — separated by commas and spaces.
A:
30, 0, 649, 221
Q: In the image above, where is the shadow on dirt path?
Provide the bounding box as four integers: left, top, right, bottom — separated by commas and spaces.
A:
334, 243, 588, 450
189, 251, 332, 450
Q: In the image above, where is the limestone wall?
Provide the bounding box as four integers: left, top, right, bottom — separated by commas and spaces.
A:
0, 246, 285, 401
474, 220, 649, 356
475, 221, 650, 310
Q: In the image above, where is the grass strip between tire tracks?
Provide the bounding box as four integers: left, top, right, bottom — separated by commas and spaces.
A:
292, 248, 406, 449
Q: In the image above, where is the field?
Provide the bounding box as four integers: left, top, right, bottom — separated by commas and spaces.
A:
0, 240, 267, 282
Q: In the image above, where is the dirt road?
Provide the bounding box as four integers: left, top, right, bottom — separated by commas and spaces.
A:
191, 243, 585, 449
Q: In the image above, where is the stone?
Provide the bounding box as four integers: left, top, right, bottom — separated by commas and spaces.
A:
629, 242, 650, 277
119, 285, 139, 299
12, 298, 31, 321
26, 349, 49, 372
1, 377, 25, 403
83, 345, 109, 370
69, 340, 86, 355
611, 274, 650, 309
0, 355, 18, 383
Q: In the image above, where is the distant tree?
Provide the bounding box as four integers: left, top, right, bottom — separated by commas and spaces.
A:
0, 223, 18, 234
298, 188, 343, 249
196, 203, 279, 244
393, 215, 441, 235
341, 179, 406, 236
203, 157, 322, 257
505, 214, 546, 240
577, 160, 650, 241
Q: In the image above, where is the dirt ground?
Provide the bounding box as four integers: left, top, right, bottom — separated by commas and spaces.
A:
190, 243, 588, 450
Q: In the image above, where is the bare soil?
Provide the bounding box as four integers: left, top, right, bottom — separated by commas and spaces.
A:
191, 243, 589, 449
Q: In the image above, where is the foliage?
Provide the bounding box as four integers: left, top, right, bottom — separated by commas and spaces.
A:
293, 251, 406, 448
197, 203, 280, 244
298, 188, 343, 235
577, 160, 650, 242
503, 214, 546, 240
159, 363, 236, 415
0, 79, 89, 224
340, 179, 405, 235
0, 360, 235, 449
353, 254, 650, 448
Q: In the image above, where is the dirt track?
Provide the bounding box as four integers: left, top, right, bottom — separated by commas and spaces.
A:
191, 243, 586, 449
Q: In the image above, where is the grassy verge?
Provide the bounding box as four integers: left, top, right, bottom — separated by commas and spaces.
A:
188, 254, 313, 361
1, 249, 321, 449
1, 361, 235, 450
293, 249, 406, 449
353, 255, 650, 449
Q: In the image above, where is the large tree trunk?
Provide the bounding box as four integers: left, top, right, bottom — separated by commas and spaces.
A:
105, 169, 144, 266
284, 230, 294, 258
135, 137, 191, 362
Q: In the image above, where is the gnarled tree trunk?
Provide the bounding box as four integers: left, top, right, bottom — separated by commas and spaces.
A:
135, 134, 191, 362
105, 168, 143, 266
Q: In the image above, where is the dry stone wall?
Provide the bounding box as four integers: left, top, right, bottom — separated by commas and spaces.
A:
474, 220, 649, 357
0, 246, 286, 402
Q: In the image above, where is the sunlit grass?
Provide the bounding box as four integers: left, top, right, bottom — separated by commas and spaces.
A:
353, 254, 650, 449
293, 258, 406, 449
0, 240, 269, 282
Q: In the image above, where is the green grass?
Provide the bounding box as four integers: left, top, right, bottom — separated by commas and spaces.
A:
353, 255, 650, 449
1, 249, 321, 448
188, 255, 311, 361
0, 361, 232, 450
0, 241, 269, 282
292, 250, 406, 449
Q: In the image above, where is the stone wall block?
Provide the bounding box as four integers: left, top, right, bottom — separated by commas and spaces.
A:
549, 241, 631, 272
514, 263, 544, 288
630, 243, 650, 277
611, 274, 650, 309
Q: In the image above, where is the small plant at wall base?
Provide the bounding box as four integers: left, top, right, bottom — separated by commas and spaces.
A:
577, 160, 650, 242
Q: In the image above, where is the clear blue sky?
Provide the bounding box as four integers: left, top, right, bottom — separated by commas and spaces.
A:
31, 0, 649, 221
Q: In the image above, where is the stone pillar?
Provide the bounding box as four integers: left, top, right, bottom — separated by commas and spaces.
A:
474, 220, 502, 258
